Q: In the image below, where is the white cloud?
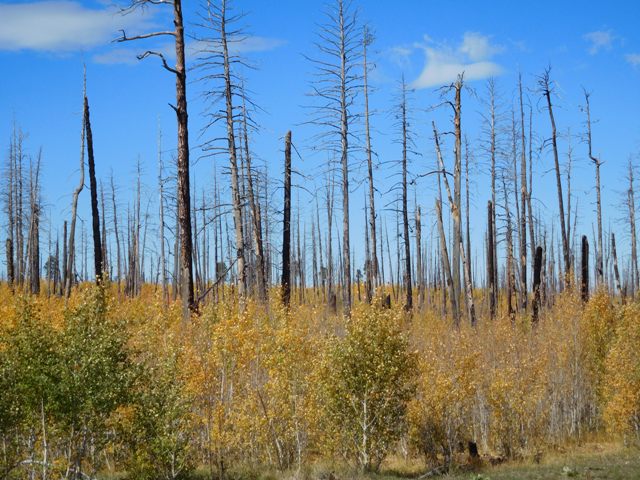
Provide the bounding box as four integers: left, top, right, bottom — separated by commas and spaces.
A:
626, 53, 640, 67
0, 1, 153, 52
411, 33, 504, 89
459, 32, 504, 62
583, 30, 615, 55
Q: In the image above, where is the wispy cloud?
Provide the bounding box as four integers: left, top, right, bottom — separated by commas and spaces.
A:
411, 32, 504, 89
0, 1, 153, 52
583, 30, 615, 55
626, 53, 640, 67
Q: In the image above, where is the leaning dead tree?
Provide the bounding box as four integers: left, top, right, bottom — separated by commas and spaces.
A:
307, 0, 361, 315
433, 121, 475, 326
117, 0, 195, 319
583, 89, 604, 287
65, 75, 86, 298
539, 68, 570, 286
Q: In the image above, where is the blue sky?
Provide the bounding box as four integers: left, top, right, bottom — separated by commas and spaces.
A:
1, 0, 640, 278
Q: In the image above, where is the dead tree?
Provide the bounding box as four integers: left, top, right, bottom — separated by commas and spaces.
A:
307, 0, 360, 314
539, 68, 570, 287
65, 74, 86, 298
363, 25, 378, 293
487, 201, 496, 318
583, 90, 604, 287
282, 131, 292, 308
241, 93, 267, 302
399, 77, 413, 311
158, 129, 168, 305
502, 175, 516, 322
627, 161, 638, 297
84, 95, 103, 283
110, 175, 122, 292
611, 232, 624, 300
27, 151, 41, 295
581, 235, 589, 302
532, 246, 543, 324
518, 73, 528, 309
117, 0, 195, 318
415, 204, 423, 308
434, 121, 475, 325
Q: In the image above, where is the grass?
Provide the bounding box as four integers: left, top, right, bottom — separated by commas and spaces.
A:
97, 443, 640, 480
375, 443, 640, 480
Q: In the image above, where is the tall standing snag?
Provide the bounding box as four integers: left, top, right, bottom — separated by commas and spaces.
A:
539, 68, 570, 287
117, 0, 194, 319
583, 90, 604, 287
282, 131, 292, 308
84, 95, 103, 283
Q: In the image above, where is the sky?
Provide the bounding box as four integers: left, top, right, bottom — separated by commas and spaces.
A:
1, 0, 640, 279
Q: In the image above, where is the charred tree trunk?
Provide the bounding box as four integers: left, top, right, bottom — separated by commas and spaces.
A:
581, 235, 589, 303
282, 131, 292, 308
487, 201, 496, 319
532, 246, 543, 324
84, 96, 103, 283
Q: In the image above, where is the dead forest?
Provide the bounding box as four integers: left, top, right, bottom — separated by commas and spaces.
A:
2, 0, 640, 479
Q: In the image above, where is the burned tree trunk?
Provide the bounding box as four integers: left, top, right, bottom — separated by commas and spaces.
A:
487, 201, 496, 319
6, 239, 14, 291
282, 131, 292, 308
581, 235, 589, 303
84, 95, 103, 283
117, 0, 194, 319
532, 246, 543, 324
